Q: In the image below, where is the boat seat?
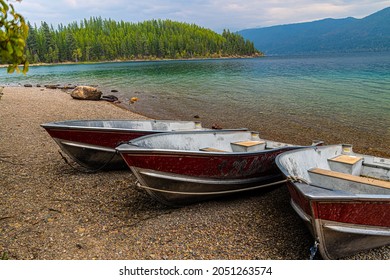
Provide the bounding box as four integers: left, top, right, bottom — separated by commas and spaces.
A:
232, 140, 265, 147
231, 140, 266, 152
328, 154, 363, 175
328, 155, 363, 165
309, 168, 390, 189
199, 147, 227, 152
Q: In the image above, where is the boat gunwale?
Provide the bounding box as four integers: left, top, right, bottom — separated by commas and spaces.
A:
40, 119, 216, 132
116, 130, 300, 155
116, 144, 302, 156
292, 181, 390, 201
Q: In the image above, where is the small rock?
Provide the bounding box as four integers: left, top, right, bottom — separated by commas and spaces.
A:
44, 84, 59, 89
58, 85, 76, 90
129, 97, 138, 104
101, 95, 119, 102
212, 124, 223, 129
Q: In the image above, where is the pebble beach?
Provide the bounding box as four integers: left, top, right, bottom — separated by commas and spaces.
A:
0, 86, 389, 260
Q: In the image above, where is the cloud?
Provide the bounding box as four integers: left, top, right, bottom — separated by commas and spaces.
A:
15, 0, 390, 32
63, 0, 77, 8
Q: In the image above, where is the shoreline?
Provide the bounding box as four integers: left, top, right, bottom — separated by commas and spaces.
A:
0, 54, 264, 69
4, 83, 387, 159
0, 86, 388, 260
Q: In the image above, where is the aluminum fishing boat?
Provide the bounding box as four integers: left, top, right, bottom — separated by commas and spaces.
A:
116, 130, 304, 205
276, 144, 390, 259
41, 119, 209, 170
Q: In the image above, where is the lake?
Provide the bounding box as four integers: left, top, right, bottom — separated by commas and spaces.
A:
1, 52, 389, 156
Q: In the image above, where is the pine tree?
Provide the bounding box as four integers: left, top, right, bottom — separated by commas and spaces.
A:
25, 18, 262, 63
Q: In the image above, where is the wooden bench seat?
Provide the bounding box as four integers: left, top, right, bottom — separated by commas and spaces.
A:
309, 168, 390, 189
231, 140, 266, 152
199, 147, 227, 152
232, 140, 265, 147
328, 155, 363, 165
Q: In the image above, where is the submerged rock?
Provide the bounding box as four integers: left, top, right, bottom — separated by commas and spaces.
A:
101, 95, 119, 102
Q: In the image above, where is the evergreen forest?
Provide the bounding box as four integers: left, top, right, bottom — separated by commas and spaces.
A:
25, 18, 261, 63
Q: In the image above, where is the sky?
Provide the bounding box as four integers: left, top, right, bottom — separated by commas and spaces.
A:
12, 0, 390, 32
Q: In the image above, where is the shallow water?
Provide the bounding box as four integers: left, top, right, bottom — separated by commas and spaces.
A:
1, 52, 389, 156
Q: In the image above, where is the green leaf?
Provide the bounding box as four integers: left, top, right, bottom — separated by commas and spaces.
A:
7, 65, 15, 73
1, 0, 29, 74
6, 41, 14, 54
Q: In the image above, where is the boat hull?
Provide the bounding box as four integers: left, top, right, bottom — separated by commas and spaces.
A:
46, 128, 154, 170
52, 137, 128, 170
41, 120, 207, 170
132, 167, 283, 205
120, 147, 295, 205
288, 181, 390, 259
276, 145, 390, 259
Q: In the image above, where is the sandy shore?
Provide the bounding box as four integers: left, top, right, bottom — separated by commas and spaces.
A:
0, 86, 388, 260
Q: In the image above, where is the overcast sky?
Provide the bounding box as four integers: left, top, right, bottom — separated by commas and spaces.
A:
13, 0, 390, 32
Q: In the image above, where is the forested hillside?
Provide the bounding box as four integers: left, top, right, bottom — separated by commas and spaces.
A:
239, 7, 390, 55
26, 18, 261, 63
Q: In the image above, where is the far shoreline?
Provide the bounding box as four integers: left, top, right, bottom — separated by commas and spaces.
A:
0, 53, 264, 69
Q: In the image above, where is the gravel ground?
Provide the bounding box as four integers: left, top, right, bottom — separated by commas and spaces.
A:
0, 87, 388, 260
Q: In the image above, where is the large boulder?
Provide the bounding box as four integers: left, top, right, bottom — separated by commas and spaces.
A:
71, 86, 102, 100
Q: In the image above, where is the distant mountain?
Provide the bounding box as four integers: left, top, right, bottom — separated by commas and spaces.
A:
238, 7, 390, 55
